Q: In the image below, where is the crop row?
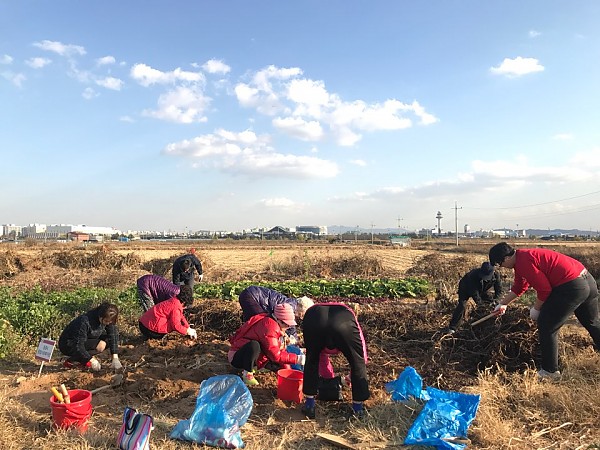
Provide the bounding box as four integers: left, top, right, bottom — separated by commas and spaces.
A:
0, 277, 430, 358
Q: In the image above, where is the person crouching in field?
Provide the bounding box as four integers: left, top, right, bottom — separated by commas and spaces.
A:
489, 242, 600, 381
443, 262, 503, 334
138, 285, 198, 340
238, 285, 314, 344
300, 303, 370, 419
59, 302, 122, 371
228, 303, 305, 386
136, 274, 181, 312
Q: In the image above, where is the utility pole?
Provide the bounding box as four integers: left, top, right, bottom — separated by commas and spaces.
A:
397, 217, 404, 235
371, 223, 375, 244
355, 225, 359, 243
454, 201, 462, 246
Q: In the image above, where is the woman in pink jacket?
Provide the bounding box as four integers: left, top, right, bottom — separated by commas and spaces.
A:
228, 303, 305, 386
138, 286, 197, 340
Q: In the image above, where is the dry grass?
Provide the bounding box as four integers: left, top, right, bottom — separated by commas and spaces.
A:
2, 241, 600, 449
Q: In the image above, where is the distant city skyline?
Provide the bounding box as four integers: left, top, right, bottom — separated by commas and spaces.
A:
2, 2, 600, 231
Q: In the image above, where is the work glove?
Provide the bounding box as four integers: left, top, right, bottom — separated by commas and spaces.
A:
493, 303, 507, 316
286, 335, 297, 346
89, 357, 102, 372
296, 354, 306, 366
529, 306, 540, 321
186, 327, 197, 339
199, 273, 204, 282
111, 355, 122, 370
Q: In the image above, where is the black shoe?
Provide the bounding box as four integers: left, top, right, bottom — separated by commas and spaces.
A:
301, 405, 315, 419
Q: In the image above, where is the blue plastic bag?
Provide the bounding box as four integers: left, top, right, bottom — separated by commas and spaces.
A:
404, 386, 480, 450
170, 374, 253, 449
385, 366, 429, 401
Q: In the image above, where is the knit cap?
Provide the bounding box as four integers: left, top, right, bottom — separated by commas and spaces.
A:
274, 303, 297, 326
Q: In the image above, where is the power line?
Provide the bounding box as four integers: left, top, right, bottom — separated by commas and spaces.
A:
467, 189, 600, 210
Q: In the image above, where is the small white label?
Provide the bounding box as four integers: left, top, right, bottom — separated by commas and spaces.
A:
35, 338, 56, 362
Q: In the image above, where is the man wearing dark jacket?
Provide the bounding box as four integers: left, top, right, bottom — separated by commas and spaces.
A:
445, 262, 503, 333
172, 252, 203, 288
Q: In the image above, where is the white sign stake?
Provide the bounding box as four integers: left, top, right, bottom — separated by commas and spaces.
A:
35, 338, 56, 377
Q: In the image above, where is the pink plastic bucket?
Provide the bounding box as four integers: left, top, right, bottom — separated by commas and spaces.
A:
277, 369, 303, 403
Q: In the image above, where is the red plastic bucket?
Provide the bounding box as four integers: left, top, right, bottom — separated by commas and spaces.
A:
50, 389, 92, 432
277, 369, 303, 403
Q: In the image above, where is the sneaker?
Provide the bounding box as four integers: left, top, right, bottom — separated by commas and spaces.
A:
242, 370, 259, 386
63, 359, 91, 370
437, 327, 456, 338
301, 405, 315, 419
537, 369, 561, 381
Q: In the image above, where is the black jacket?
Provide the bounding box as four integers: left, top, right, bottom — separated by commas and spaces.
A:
457, 268, 502, 303
172, 254, 203, 284
58, 306, 119, 362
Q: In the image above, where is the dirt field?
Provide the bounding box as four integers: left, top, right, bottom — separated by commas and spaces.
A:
1, 241, 599, 449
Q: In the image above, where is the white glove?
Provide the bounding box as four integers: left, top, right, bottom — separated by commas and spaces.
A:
287, 335, 297, 346
186, 327, 197, 339
296, 354, 306, 366
493, 304, 507, 316
529, 306, 540, 321
111, 355, 122, 370
199, 273, 204, 281
90, 357, 102, 372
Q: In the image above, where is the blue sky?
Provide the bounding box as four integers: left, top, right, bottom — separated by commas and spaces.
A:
2, 1, 600, 233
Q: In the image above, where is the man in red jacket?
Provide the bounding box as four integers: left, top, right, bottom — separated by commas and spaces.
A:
228, 303, 305, 386
489, 242, 600, 380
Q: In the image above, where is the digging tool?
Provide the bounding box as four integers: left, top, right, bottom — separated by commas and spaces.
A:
90, 373, 123, 394
316, 433, 387, 449
471, 312, 498, 327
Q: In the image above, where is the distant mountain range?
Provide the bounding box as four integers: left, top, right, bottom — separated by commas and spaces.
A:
329, 225, 599, 236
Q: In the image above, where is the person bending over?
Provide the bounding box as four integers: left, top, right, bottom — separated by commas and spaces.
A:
489, 242, 600, 381
138, 285, 197, 340
300, 303, 370, 419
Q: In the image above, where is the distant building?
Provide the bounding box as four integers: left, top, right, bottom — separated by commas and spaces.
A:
2, 224, 22, 239
296, 225, 328, 236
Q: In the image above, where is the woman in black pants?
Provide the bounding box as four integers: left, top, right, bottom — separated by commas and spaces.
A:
300, 303, 370, 419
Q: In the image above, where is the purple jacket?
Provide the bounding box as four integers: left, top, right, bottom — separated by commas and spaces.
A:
137, 274, 180, 302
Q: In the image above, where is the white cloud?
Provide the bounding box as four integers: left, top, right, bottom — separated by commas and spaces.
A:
529, 30, 541, 38
235, 65, 438, 145
552, 133, 573, 141
257, 197, 298, 209
82, 87, 99, 100
33, 40, 86, 57
490, 57, 544, 77
25, 57, 52, 69
272, 117, 324, 141
286, 79, 330, 106
142, 86, 210, 123
163, 128, 339, 179
202, 59, 231, 74
1, 71, 26, 87
96, 76, 124, 90
1, 54, 13, 64
350, 159, 367, 166
96, 56, 116, 66
119, 115, 135, 123
130, 63, 205, 86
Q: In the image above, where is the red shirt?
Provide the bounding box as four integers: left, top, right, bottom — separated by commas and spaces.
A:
511, 248, 585, 302
139, 297, 189, 335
